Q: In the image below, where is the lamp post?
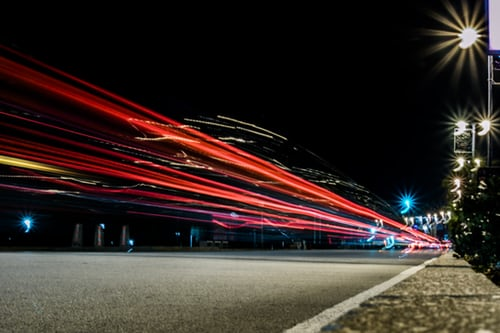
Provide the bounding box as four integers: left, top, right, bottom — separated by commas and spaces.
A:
485, 54, 499, 167
425, 1, 497, 165
486, 0, 500, 166
487, 55, 494, 166
456, 28, 496, 167
452, 120, 491, 209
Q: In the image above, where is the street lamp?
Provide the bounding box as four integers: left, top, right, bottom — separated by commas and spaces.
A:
456, 23, 496, 166
445, 3, 500, 167
423, 1, 497, 161
458, 27, 480, 50
453, 119, 491, 165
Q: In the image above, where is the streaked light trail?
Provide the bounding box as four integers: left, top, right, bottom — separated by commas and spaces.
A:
0, 44, 440, 246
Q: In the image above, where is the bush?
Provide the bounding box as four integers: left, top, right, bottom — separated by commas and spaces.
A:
447, 168, 500, 286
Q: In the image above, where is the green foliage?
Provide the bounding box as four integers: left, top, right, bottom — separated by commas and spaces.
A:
447, 169, 500, 285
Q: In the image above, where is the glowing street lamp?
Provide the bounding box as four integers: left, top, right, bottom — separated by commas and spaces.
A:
459, 27, 480, 49
20, 214, 34, 233
477, 119, 491, 135
421, 0, 486, 84
450, 177, 461, 192
22, 217, 32, 233
453, 156, 466, 172
478, 119, 492, 165
454, 120, 469, 135
450, 177, 462, 204
425, 1, 496, 166
399, 194, 414, 215
471, 158, 482, 172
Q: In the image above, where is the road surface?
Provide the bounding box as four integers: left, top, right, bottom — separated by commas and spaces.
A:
0, 248, 441, 332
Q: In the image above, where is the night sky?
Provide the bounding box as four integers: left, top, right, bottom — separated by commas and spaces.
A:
1, 1, 494, 212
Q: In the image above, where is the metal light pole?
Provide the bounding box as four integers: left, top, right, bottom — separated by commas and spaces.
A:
487, 55, 493, 167
487, 0, 500, 166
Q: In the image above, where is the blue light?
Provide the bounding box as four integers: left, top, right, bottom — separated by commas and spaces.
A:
397, 191, 417, 215
400, 199, 411, 214
127, 239, 135, 253
21, 216, 32, 233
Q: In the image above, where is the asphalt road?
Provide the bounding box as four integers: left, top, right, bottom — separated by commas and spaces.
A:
0, 249, 442, 333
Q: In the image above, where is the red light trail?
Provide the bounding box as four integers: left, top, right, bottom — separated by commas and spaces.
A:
0, 45, 440, 246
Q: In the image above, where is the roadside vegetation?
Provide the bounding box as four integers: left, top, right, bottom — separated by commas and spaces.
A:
446, 169, 500, 286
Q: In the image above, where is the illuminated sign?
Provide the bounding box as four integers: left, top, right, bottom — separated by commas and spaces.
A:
487, 0, 500, 54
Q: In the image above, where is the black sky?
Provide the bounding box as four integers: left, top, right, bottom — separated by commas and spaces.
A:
1, 1, 491, 211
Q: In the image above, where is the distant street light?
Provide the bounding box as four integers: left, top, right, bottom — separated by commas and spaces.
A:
20, 213, 34, 233
450, 178, 461, 192
450, 177, 462, 205
453, 156, 466, 172
22, 217, 32, 233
